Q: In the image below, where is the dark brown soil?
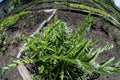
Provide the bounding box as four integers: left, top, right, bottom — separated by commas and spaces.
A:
0, 9, 120, 80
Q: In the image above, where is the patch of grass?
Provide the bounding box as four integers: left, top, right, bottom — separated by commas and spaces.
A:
0, 11, 29, 28
69, 3, 110, 18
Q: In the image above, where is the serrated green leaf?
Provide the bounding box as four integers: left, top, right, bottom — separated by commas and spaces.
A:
38, 65, 45, 74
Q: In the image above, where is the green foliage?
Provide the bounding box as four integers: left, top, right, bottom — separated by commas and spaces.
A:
93, 0, 120, 21
0, 31, 7, 50
55, 2, 108, 17
10, 0, 21, 7
0, 11, 28, 28
1, 1, 120, 79
68, 3, 111, 18
3, 15, 120, 80
2, 56, 34, 74
10, 0, 35, 8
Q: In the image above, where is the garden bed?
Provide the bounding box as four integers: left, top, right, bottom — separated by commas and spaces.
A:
19, 10, 120, 80
1, 3, 120, 80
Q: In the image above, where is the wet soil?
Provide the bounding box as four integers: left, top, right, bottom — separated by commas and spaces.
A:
0, 9, 120, 80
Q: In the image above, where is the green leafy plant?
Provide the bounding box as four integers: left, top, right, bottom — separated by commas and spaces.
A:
3, 15, 120, 80
10, 0, 21, 8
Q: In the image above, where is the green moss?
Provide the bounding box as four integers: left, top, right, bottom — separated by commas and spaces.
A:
0, 11, 29, 29
69, 3, 110, 18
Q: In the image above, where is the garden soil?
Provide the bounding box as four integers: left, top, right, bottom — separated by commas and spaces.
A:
0, 10, 120, 80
